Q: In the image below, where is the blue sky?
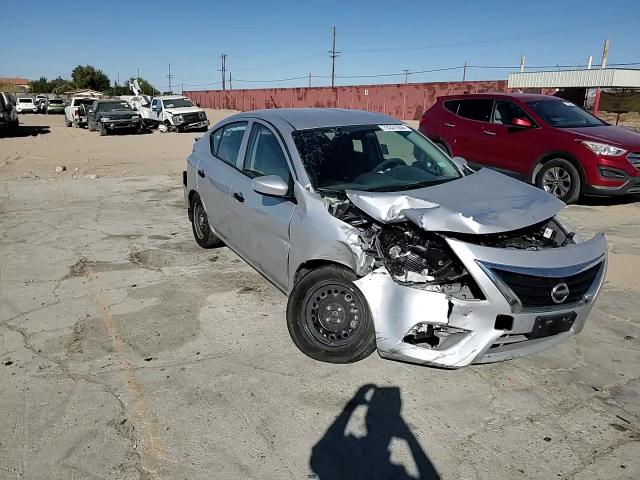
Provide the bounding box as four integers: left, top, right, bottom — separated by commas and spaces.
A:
1, 0, 639, 91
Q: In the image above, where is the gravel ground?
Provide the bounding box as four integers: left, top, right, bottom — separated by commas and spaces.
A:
0, 112, 639, 479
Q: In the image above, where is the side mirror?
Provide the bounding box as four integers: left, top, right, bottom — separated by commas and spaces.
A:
512, 117, 532, 128
252, 175, 289, 197
452, 156, 474, 175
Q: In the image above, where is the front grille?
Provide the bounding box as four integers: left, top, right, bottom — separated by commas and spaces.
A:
182, 112, 202, 123
493, 263, 602, 308
628, 152, 640, 170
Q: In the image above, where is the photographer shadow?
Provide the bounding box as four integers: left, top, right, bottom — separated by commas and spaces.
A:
310, 384, 440, 480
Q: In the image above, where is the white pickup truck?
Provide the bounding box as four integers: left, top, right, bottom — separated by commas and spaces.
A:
64, 97, 98, 127
138, 95, 209, 132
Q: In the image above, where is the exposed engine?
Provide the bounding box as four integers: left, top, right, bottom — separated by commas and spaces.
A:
375, 226, 464, 285
446, 219, 574, 250
324, 196, 574, 301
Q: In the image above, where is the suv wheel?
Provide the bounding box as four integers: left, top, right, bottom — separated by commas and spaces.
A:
536, 159, 581, 204
190, 193, 223, 249
287, 265, 376, 363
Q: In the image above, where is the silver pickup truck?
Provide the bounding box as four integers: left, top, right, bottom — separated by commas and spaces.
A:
64, 97, 98, 128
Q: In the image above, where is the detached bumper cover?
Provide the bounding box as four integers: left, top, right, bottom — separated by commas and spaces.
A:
354, 234, 607, 368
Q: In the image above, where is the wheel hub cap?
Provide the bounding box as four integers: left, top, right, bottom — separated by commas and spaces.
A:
542, 167, 572, 198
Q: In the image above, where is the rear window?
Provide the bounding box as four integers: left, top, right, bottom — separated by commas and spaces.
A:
210, 122, 248, 166
443, 100, 460, 114
456, 99, 493, 122
48, 99, 63, 105
18, 98, 33, 103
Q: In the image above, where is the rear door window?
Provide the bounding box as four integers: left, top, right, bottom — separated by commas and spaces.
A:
456, 99, 493, 122
210, 122, 248, 166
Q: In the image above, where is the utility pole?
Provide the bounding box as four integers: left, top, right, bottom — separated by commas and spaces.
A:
594, 37, 610, 115
402, 69, 410, 84
308, 73, 311, 88
116, 72, 120, 87
601, 37, 610, 68
519, 55, 526, 72
328, 26, 340, 87
167, 63, 174, 94
181, 83, 184, 95
462, 60, 467, 81
228, 71, 232, 90
220, 54, 227, 91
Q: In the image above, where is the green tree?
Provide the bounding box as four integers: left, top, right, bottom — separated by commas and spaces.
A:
30, 77, 50, 93
49, 77, 71, 93
71, 65, 110, 91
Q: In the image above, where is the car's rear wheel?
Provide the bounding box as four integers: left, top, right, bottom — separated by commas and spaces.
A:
536, 159, 581, 204
190, 193, 223, 249
287, 265, 376, 363
433, 140, 450, 155
65, 117, 72, 127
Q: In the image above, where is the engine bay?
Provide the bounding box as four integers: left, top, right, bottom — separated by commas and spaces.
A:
324, 196, 574, 300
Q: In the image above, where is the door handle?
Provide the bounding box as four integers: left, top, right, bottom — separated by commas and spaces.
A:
483, 130, 497, 136
233, 192, 245, 203
197, 169, 205, 178
444, 122, 456, 127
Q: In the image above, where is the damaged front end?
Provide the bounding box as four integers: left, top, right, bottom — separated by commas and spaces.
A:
323, 174, 607, 368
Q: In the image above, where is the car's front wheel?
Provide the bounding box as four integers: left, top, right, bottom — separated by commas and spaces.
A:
536, 159, 581, 204
287, 265, 376, 363
190, 193, 223, 249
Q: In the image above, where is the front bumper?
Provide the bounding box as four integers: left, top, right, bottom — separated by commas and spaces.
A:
354, 234, 607, 368
176, 119, 209, 130
103, 119, 141, 130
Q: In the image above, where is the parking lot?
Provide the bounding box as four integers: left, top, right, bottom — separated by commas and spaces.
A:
1, 113, 639, 479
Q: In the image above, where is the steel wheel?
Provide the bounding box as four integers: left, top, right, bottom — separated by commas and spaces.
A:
192, 201, 207, 240
303, 282, 366, 349
542, 166, 572, 198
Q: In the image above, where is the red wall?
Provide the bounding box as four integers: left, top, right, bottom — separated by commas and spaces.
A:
185, 80, 510, 120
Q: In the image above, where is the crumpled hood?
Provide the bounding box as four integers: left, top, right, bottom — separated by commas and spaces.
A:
165, 106, 203, 116
345, 168, 564, 234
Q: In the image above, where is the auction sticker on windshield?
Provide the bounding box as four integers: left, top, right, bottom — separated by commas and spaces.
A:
378, 124, 412, 132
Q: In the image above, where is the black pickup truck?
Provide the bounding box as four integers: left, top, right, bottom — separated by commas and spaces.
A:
87, 100, 141, 135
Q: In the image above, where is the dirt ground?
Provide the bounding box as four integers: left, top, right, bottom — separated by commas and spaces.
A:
1, 112, 639, 479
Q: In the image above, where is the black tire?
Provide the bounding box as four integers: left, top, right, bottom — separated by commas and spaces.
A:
190, 193, 223, 249
286, 265, 376, 364
535, 158, 581, 204
87, 121, 95, 132
433, 140, 450, 155
65, 117, 72, 127
98, 123, 108, 136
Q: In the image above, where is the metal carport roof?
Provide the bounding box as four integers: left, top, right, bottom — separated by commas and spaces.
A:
508, 68, 640, 89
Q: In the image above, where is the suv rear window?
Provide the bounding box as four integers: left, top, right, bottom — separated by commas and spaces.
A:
443, 100, 460, 114
456, 99, 493, 122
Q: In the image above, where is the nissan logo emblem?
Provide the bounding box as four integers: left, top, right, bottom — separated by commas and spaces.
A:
551, 283, 570, 304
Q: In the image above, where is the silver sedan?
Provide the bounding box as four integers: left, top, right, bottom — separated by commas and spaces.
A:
184, 108, 606, 368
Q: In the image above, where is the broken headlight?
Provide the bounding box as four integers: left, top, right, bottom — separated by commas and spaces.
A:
174, 114, 184, 124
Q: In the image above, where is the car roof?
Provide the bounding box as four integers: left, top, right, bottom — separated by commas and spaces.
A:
231, 108, 402, 130
157, 95, 187, 100
438, 93, 561, 102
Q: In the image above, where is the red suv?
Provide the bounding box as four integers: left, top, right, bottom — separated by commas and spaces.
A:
419, 93, 640, 203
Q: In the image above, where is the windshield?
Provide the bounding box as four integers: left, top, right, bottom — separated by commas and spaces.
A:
526, 100, 605, 128
97, 101, 133, 112
293, 124, 461, 193
163, 98, 194, 109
